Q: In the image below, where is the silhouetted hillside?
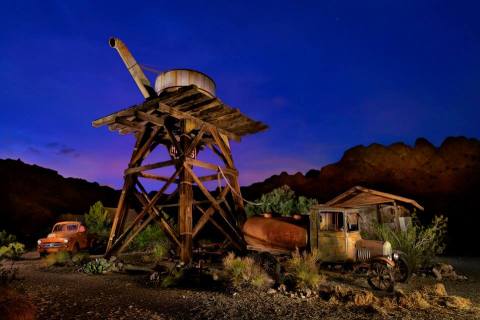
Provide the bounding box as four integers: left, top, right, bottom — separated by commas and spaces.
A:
0, 159, 119, 244
242, 137, 480, 255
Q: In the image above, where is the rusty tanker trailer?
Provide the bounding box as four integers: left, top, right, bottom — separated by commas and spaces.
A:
242, 206, 411, 291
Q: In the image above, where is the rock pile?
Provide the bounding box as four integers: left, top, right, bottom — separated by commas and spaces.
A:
432, 263, 468, 281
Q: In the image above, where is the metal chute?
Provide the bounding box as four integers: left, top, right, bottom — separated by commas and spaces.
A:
108, 37, 156, 99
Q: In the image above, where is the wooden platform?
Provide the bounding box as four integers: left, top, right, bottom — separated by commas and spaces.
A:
92, 85, 268, 141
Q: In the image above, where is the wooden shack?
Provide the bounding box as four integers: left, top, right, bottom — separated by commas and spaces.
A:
324, 186, 424, 232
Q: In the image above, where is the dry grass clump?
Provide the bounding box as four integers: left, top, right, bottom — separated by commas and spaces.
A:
398, 291, 431, 309
42, 251, 71, 267
223, 252, 273, 290
285, 249, 324, 290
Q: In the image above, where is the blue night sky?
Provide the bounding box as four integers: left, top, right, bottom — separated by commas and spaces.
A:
1, 1, 479, 188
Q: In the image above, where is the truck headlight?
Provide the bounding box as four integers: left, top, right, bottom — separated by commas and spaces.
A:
393, 252, 400, 260
63, 239, 68, 243
37, 240, 42, 245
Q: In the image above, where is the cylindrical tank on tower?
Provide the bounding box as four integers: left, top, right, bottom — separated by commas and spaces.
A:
155, 69, 216, 97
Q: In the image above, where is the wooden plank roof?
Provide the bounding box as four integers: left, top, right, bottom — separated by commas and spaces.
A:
92, 85, 268, 141
325, 186, 424, 211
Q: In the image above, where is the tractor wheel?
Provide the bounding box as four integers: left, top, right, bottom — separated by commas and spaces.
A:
368, 261, 395, 292
394, 254, 411, 283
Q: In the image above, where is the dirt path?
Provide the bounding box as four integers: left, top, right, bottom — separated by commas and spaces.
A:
10, 258, 480, 320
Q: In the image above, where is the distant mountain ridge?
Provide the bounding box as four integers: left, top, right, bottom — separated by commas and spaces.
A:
242, 136, 480, 255
1, 136, 480, 254
0, 159, 119, 242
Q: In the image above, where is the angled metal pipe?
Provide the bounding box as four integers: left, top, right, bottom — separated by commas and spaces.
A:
109, 37, 156, 99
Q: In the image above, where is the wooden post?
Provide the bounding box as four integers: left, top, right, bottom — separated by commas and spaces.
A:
179, 119, 194, 264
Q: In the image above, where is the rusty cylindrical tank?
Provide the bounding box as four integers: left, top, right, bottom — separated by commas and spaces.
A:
242, 216, 308, 251
155, 69, 216, 97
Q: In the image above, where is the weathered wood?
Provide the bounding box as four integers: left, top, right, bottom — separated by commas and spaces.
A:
115, 117, 144, 131
183, 164, 244, 243
124, 159, 176, 175
186, 158, 237, 176
106, 129, 150, 256
210, 127, 234, 168
133, 190, 181, 248
156, 102, 241, 141
135, 111, 165, 126
195, 205, 243, 251
192, 186, 230, 238
179, 121, 194, 263
138, 172, 175, 182
184, 125, 205, 157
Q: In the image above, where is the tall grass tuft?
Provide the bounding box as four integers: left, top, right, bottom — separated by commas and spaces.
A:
223, 252, 273, 290
286, 249, 324, 290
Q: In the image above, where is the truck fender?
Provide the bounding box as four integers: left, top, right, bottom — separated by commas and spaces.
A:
370, 256, 395, 268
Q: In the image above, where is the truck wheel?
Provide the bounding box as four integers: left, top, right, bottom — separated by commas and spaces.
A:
71, 243, 79, 255
394, 254, 411, 283
368, 261, 395, 292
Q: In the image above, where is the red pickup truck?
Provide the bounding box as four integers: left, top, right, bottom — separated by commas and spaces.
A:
37, 221, 89, 256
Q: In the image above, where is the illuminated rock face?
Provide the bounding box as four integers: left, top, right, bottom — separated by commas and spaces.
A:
242, 136, 480, 255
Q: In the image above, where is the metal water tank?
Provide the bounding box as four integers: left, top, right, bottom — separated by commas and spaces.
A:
154, 69, 216, 97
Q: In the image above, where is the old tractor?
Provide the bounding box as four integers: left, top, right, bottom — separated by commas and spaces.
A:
242, 206, 410, 291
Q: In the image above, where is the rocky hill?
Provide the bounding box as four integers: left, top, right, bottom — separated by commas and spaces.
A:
242, 136, 480, 255
0, 159, 119, 244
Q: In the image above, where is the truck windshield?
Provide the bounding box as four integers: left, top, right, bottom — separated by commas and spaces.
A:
52, 224, 78, 232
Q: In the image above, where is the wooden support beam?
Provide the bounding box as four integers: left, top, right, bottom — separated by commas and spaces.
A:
133, 190, 181, 247
156, 101, 241, 141
124, 159, 176, 175
186, 158, 237, 176
183, 164, 244, 244
184, 125, 205, 157
135, 111, 165, 127
192, 186, 230, 238
179, 121, 194, 263
195, 205, 243, 251
209, 127, 234, 168
114, 117, 144, 131
138, 172, 175, 182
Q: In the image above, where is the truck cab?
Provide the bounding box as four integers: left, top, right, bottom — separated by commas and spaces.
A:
37, 221, 89, 255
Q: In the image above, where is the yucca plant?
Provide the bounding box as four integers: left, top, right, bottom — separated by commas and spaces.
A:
372, 215, 447, 271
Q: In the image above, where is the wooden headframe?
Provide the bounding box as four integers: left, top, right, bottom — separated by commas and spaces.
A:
93, 85, 267, 263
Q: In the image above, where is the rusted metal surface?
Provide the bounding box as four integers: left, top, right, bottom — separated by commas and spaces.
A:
242, 216, 308, 251
108, 37, 156, 98
356, 239, 392, 258
155, 69, 216, 97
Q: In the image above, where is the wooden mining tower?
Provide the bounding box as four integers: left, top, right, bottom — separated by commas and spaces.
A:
93, 37, 267, 263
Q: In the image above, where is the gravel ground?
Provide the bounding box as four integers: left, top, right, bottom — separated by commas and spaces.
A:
9, 258, 480, 320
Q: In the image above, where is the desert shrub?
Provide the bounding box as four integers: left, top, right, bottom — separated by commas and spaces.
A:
245, 185, 317, 217
372, 215, 447, 271
285, 249, 324, 290
131, 223, 169, 251
0, 242, 25, 260
160, 266, 185, 288
0, 230, 17, 247
85, 201, 111, 241
43, 251, 71, 267
82, 258, 112, 274
223, 252, 272, 290
72, 252, 90, 265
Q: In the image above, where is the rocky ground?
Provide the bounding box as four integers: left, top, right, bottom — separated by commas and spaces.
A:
4, 256, 480, 320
